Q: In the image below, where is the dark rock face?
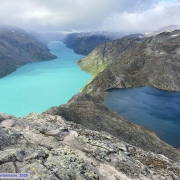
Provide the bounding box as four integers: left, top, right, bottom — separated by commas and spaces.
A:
78, 30, 180, 96
63, 33, 112, 55
0, 25, 57, 78
45, 93, 180, 163
0, 112, 180, 180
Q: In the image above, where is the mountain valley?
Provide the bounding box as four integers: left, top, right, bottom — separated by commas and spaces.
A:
0, 25, 180, 179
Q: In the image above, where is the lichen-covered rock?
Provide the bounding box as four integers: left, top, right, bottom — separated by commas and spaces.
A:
22, 163, 59, 180
0, 112, 179, 180
45, 127, 69, 141
0, 127, 23, 149
44, 147, 99, 180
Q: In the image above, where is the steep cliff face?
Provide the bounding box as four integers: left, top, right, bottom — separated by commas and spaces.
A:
0, 25, 57, 78
77, 36, 141, 77
0, 112, 180, 180
78, 30, 180, 96
63, 34, 112, 55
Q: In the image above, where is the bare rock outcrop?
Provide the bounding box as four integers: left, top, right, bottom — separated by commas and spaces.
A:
45, 93, 180, 163
0, 112, 180, 180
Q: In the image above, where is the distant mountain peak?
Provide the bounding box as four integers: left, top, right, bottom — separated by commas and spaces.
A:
157, 24, 180, 32
145, 24, 180, 37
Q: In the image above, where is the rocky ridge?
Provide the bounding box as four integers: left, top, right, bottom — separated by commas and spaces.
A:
0, 112, 180, 180
64, 33, 143, 56
0, 25, 57, 78
77, 30, 180, 96
45, 93, 180, 162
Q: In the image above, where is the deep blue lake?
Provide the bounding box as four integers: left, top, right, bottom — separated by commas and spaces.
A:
103, 87, 180, 147
0, 41, 91, 117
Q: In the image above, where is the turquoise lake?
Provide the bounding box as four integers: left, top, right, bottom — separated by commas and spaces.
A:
103, 87, 180, 147
0, 41, 91, 117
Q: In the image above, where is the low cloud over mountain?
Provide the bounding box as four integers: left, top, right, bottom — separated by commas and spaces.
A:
0, 0, 180, 32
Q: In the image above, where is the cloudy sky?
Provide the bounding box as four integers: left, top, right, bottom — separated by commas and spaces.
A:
0, 0, 179, 32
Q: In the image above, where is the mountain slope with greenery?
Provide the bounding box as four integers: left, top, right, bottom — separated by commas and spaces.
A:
78, 31, 180, 96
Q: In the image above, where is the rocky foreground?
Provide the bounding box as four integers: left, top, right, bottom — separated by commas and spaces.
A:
0, 111, 180, 180
0, 77, 180, 179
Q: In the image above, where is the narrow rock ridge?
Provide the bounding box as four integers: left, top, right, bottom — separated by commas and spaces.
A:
45, 93, 180, 163
0, 112, 180, 180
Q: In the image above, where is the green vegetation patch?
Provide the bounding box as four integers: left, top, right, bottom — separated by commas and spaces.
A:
78, 58, 109, 77
77, 58, 110, 92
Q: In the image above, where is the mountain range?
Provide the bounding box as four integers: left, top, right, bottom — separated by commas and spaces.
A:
0, 25, 180, 179
63, 33, 143, 55
63, 25, 180, 56
77, 30, 180, 97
